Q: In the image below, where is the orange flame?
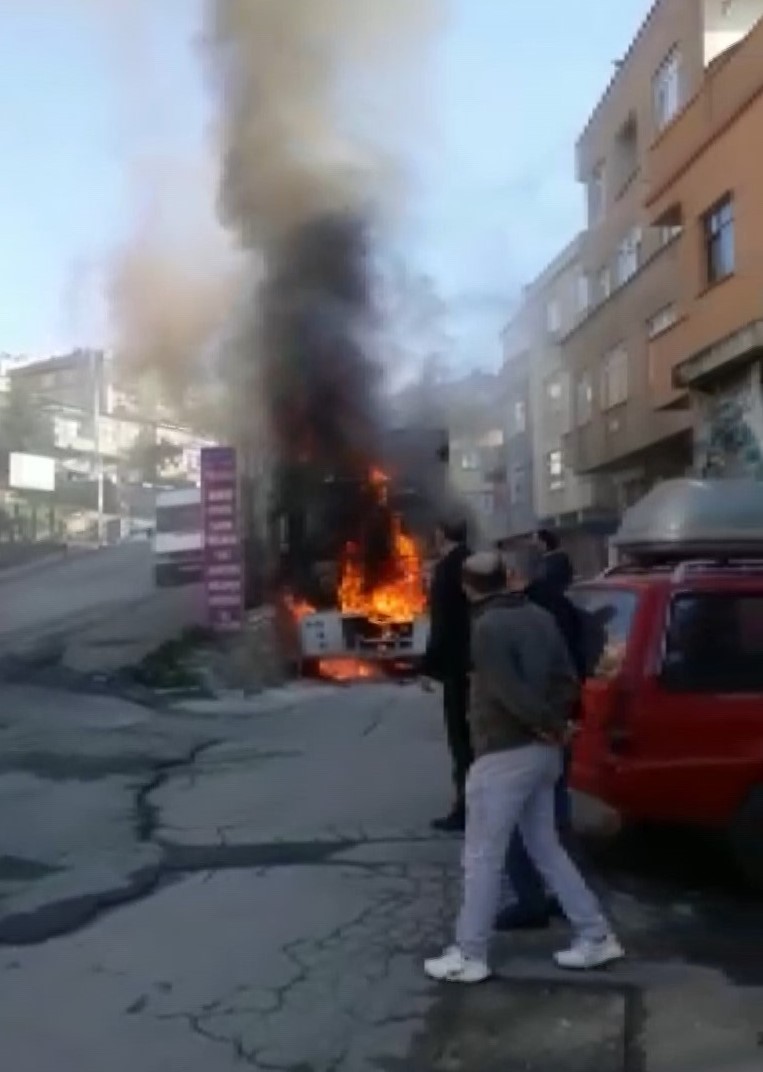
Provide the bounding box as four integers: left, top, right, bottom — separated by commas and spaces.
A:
283, 593, 316, 619
283, 469, 426, 681
337, 470, 425, 625
316, 658, 383, 682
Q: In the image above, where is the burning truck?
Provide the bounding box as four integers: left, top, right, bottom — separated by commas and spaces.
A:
202, 2, 457, 680
227, 212, 453, 682
272, 427, 450, 680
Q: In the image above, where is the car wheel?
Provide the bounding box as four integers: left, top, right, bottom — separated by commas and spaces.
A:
729, 785, 763, 890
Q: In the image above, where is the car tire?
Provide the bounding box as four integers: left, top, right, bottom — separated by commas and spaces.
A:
729, 785, 763, 890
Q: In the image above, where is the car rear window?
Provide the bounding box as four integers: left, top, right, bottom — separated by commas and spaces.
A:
661, 592, 763, 693
571, 586, 639, 679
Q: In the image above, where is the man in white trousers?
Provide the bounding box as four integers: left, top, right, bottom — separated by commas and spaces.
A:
424, 551, 623, 984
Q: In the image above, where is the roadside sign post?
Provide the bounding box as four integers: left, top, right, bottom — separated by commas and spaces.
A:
200, 447, 245, 633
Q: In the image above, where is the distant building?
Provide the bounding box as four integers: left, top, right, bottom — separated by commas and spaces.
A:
501, 307, 536, 542
522, 237, 618, 575
9, 349, 111, 414
390, 368, 507, 544
440, 371, 507, 543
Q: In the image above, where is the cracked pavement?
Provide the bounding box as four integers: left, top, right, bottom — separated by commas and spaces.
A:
1, 679, 761, 1071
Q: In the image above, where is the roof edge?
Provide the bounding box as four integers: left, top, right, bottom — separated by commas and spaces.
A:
577, 0, 665, 148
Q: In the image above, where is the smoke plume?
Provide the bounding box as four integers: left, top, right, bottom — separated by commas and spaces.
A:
107, 159, 241, 410
73, 0, 240, 414
204, 0, 443, 478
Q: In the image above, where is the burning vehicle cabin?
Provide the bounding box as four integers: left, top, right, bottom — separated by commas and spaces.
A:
239, 212, 450, 678
275, 429, 449, 679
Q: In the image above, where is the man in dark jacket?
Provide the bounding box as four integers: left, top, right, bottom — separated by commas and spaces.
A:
421, 515, 472, 832
533, 528, 574, 593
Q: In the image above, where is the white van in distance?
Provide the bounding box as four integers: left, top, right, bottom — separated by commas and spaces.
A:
153, 487, 203, 586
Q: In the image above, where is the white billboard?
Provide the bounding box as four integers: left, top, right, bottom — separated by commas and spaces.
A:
9, 452, 56, 493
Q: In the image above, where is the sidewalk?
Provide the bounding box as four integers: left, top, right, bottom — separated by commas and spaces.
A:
0, 680, 760, 1071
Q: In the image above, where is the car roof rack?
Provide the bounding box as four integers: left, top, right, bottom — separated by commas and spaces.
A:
601, 563, 673, 577
599, 558, 763, 581
671, 559, 763, 582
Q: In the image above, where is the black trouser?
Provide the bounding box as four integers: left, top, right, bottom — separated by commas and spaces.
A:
442, 673, 473, 807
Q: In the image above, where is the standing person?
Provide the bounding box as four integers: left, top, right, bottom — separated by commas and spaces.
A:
421, 515, 472, 833
496, 566, 586, 930
532, 528, 574, 595
424, 552, 623, 984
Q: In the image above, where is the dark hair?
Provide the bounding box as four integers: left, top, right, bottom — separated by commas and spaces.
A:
536, 528, 559, 552
438, 515, 468, 544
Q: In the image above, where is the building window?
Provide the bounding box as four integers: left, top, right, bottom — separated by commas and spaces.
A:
660, 222, 683, 245
576, 373, 593, 426
546, 299, 561, 334
653, 47, 682, 130
662, 594, 763, 693
615, 113, 639, 193
513, 399, 527, 434
597, 266, 611, 302
510, 463, 527, 504
459, 450, 480, 471
577, 272, 591, 313
703, 195, 735, 284
647, 304, 678, 339
615, 227, 642, 286
656, 204, 683, 247
588, 161, 606, 225
545, 376, 564, 413
600, 346, 629, 410
546, 450, 564, 492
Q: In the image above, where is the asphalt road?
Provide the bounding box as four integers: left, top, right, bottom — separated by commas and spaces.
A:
0, 543, 203, 667
0, 679, 760, 1072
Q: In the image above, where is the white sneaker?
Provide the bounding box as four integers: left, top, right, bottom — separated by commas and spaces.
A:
424, 946, 491, 984
554, 934, 625, 970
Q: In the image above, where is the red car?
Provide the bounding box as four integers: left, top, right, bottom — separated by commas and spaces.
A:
570, 558, 763, 886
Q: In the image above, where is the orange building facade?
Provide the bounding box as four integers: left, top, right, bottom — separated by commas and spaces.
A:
561, 0, 763, 499
646, 15, 763, 476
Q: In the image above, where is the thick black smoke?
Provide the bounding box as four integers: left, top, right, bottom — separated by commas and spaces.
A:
204, 0, 446, 595
260, 213, 381, 477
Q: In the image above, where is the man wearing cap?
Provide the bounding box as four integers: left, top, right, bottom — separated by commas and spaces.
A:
424, 551, 623, 983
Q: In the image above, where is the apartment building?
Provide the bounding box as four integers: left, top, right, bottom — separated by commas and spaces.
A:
562, 0, 763, 508
10, 349, 111, 414
645, 4, 763, 477
442, 371, 508, 542
524, 238, 618, 574
501, 306, 536, 542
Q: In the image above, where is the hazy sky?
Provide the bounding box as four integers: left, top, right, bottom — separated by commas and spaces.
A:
0, 0, 650, 369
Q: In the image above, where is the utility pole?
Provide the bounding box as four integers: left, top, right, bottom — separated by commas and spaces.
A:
91, 349, 105, 546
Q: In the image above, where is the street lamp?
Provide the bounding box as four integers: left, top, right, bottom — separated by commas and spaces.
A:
90, 350, 104, 546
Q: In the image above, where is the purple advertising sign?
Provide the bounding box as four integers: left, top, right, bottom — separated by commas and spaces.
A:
201, 446, 245, 632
